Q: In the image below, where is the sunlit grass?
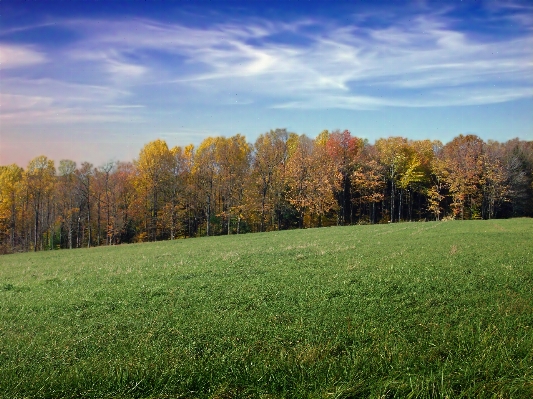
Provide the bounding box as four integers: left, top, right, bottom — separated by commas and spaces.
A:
1, 219, 532, 398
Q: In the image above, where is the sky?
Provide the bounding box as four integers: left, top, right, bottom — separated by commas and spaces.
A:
1, 0, 532, 168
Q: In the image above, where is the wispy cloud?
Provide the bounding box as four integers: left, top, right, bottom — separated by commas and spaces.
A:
0, 43, 47, 69
0, 79, 141, 125
106, 104, 145, 109
2, 1, 532, 167
65, 10, 529, 109
2, 2, 532, 125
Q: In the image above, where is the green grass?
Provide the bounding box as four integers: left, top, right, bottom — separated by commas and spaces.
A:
1, 219, 532, 398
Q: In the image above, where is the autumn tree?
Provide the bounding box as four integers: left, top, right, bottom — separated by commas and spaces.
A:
251, 129, 289, 231
501, 139, 533, 217
351, 144, 385, 224
215, 135, 251, 234
75, 162, 94, 247
135, 139, 173, 241
442, 135, 485, 219
285, 132, 341, 228
427, 141, 447, 221
113, 162, 137, 243
397, 140, 432, 221
90, 161, 117, 245
375, 137, 409, 222
309, 131, 341, 226
180, 145, 198, 237
326, 130, 363, 224
481, 141, 508, 219
0, 164, 23, 252
57, 160, 78, 249
25, 156, 56, 251
1, 134, 532, 255
157, 145, 193, 240
285, 134, 314, 227
193, 137, 219, 236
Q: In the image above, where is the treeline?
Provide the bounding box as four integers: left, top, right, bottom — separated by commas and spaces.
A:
1, 130, 532, 254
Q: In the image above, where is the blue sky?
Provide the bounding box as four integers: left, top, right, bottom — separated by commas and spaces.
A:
1, 0, 532, 167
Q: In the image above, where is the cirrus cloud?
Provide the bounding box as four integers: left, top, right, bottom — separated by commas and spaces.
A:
0, 43, 47, 69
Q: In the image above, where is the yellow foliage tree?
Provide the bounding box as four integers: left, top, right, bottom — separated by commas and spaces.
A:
135, 139, 173, 240
0, 164, 23, 252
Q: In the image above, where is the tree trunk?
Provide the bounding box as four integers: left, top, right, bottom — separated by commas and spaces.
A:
10, 192, 16, 250
206, 195, 211, 237
260, 196, 266, 233
390, 179, 395, 223
77, 217, 81, 248
97, 195, 101, 245
87, 204, 91, 248
34, 203, 39, 251
398, 188, 402, 222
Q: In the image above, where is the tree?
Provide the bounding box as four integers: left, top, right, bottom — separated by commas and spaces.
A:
481, 141, 508, 219
501, 139, 533, 217
113, 162, 137, 243
180, 145, 197, 237
1, 134, 532, 255
135, 139, 173, 241
427, 141, 447, 221
25, 156, 56, 251
57, 160, 78, 249
397, 141, 432, 222
157, 145, 192, 240
285, 134, 314, 228
443, 135, 485, 219
326, 130, 363, 224
193, 137, 219, 236
92, 161, 117, 245
251, 129, 289, 232
215, 135, 251, 234
309, 131, 341, 226
352, 144, 385, 224
375, 137, 409, 222
76, 162, 94, 247
0, 164, 23, 252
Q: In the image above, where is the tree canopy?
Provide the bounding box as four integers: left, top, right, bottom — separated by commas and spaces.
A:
1, 132, 532, 254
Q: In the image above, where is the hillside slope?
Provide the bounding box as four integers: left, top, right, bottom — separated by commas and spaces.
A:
1, 219, 532, 398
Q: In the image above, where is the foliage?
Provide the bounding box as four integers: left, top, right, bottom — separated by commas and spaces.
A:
0, 133, 532, 252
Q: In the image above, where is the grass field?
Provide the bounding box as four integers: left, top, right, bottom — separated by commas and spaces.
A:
1, 219, 532, 398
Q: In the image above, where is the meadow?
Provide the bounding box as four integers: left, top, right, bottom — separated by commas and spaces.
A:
1, 219, 532, 398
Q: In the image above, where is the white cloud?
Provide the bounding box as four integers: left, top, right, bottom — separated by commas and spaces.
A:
176, 15, 529, 108
106, 58, 147, 79
0, 80, 142, 125
273, 95, 386, 111
0, 43, 47, 69
106, 104, 145, 109
3, 77, 129, 102
3, 3, 533, 124
0, 93, 53, 111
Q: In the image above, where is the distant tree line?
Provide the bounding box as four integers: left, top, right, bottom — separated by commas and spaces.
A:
1, 130, 532, 254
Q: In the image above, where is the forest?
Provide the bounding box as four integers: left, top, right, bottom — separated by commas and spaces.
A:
1, 130, 532, 254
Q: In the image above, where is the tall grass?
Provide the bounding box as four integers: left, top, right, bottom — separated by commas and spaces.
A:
1, 219, 532, 398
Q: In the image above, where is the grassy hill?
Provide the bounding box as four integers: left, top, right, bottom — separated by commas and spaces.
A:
1, 219, 532, 398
